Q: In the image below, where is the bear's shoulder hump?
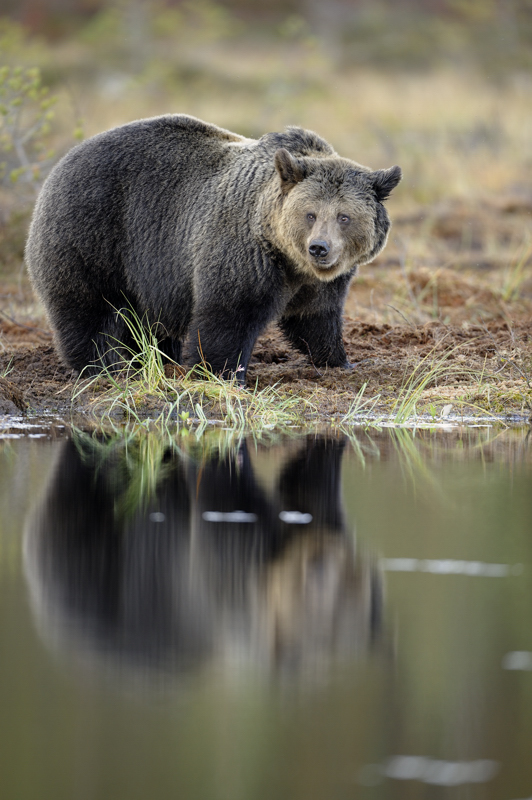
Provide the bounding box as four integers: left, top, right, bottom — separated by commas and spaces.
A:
257, 126, 335, 158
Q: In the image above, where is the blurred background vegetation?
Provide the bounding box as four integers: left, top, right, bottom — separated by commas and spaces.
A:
0, 0, 531, 313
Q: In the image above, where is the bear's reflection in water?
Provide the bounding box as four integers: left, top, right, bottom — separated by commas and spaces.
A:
24, 435, 384, 684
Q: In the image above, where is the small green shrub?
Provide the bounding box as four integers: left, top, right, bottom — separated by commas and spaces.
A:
0, 65, 57, 196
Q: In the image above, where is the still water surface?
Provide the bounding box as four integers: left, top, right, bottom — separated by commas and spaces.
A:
1, 424, 531, 800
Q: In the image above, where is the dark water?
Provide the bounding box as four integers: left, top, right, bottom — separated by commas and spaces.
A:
1, 424, 532, 800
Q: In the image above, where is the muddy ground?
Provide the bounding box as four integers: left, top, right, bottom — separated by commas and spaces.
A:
0, 194, 531, 424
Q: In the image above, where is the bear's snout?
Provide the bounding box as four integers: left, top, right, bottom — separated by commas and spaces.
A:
308, 240, 330, 259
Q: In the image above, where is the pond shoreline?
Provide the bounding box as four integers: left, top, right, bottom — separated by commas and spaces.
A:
0, 314, 531, 427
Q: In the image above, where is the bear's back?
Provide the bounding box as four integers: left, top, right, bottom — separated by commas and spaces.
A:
45, 114, 248, 192
28, 115, 252, 258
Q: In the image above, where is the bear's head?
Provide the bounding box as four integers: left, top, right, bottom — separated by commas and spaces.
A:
273, 148, 401, 282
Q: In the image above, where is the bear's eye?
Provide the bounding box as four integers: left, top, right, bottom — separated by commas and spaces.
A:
338, 214, 351, 224
306, 212, 316, 223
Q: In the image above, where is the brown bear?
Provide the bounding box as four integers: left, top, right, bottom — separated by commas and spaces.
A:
25, 115, 401, 381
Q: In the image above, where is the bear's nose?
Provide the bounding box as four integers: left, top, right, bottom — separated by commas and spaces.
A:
308, 240, 330, 259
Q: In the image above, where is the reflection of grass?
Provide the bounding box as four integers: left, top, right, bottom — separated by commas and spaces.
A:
338, 425, 382, 469
72, 423, 298, 520
74, 428, 179, 520
389, 426, 447, 499
387, 424, 532, 499
73, 423, 532, 533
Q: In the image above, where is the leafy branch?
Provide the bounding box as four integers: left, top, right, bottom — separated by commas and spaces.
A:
0, 65, 58, 193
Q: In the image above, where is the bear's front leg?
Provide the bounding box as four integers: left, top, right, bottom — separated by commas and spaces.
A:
280, 311, 349, 368
279, 274, 352, 369
184, 299, 278, 383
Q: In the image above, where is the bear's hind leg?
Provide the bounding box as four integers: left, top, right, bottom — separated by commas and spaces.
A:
51, 306, 135, 375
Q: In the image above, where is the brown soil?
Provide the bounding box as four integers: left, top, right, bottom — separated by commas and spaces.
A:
1, 194, 531, 423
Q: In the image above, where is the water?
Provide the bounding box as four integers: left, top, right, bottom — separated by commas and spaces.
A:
1, 424, 532, 800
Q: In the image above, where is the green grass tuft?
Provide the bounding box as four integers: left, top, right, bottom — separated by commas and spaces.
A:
72, 304, 308, 430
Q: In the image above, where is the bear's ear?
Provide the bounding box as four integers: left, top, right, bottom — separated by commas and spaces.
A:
274, 148, 306, 194
371, 165, 402, 202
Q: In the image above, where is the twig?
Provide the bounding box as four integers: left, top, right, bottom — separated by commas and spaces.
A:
386, 304, 416, 329
299, 339, 323, 377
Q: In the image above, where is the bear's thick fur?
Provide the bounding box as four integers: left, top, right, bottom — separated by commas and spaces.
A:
26, 115, 401, 380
